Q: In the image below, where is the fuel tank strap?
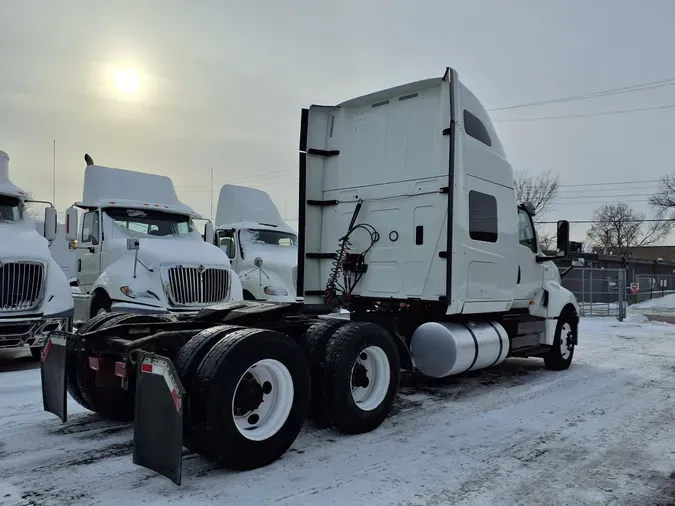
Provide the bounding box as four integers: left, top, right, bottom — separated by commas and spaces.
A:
461, 323, 479, 373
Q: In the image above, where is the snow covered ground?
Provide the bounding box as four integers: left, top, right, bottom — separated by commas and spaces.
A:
1, 318, 675, 506
630, 293, 675, 316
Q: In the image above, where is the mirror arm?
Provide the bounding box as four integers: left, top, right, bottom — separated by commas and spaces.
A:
560, 266, 574, 279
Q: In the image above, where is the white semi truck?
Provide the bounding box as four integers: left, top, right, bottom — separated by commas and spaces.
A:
213, 184, 298, 303
41, 68, 578, 486
34, 219, 78, 283
0, 150, 75, 360
69, 155, 243, 322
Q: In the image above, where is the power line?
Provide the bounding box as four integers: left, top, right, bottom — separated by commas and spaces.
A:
488, 78, 675, 112
554, 193, 656, 200
493, 102, 675, 123
557, 179, 661, 188
537, 219, 671, 224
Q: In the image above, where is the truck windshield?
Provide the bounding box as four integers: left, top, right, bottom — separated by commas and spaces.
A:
0, 194, 22, 222
241, 229, 297, 247
105, 208, 194, 237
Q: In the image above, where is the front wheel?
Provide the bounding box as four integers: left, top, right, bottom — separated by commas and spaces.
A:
544, 313, 576, 371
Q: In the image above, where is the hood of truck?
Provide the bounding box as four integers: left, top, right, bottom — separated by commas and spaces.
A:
240, 244, 297, 270
119, 236, 232, 270
0, 223, 51, 262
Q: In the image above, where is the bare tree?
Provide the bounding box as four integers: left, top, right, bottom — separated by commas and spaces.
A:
24, 192, 47, 221
586, 202, 671, 254
514, 168, 560, 217
514, 168, 560, 251
650, 173, 675, 221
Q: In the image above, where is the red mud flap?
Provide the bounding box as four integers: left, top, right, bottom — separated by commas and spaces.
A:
40, 331, 70, 423
133, 352, 186, 486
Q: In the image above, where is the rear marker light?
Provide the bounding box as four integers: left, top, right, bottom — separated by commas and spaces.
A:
140, 357, 182, 411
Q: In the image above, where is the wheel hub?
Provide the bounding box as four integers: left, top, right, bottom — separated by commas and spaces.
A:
351, 362, 370, 389
233, 372, 266, 415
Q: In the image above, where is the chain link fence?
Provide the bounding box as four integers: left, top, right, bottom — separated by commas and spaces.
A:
632, 274, 675, 304
560, 267, 627, 320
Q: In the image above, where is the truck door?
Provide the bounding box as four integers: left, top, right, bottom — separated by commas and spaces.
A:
77, 210, 102, 292
216, 229, 238, 272
513, 207, 543, 306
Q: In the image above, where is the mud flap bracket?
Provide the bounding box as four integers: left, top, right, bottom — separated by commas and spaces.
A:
133, 352, 185, 486
40, 332, 69, 423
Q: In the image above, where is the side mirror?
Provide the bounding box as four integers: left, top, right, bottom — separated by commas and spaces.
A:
44, 207, 57, 241
556, 220, 570, 258
204, 221, 215, 245
126, 238, 140, 251
254, 256, 263, 268
65, 208, 78, 241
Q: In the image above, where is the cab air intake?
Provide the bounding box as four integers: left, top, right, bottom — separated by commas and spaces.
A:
410, 321, 509, 378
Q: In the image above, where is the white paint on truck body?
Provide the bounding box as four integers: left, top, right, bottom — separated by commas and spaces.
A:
214, 185, 298, 303
301, 68, 578, 349
34, 220, 77, 281
72, 163, 242, 321
0, 150, 74, 352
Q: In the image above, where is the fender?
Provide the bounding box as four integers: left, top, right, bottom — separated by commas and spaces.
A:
42, 256, 75, 316
239, 269, 294, 302
91, 257, 167, 312
539, 279, 579, 346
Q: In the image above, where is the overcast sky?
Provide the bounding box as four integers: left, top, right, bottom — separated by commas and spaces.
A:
2, 0, 675, 241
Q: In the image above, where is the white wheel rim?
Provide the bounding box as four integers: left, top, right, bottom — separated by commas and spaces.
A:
350, 346, 390, 412
231, 359, 294, 441
560, 323, 573, 359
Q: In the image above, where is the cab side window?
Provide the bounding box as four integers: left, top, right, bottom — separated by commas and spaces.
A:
518, 209, 537, 253
81, 211, 100, 245
218, 230, 235, 259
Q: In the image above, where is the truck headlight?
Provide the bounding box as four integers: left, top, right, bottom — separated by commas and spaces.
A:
264, 286, 288, 296
120, 286, 160, 300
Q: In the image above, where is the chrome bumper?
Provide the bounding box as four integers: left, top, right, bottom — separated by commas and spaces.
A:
0, 316, 73, 349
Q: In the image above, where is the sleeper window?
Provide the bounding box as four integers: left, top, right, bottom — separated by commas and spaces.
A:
469, 191, 498, 243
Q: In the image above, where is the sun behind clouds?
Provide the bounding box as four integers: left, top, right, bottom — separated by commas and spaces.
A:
113, 68, 140, 96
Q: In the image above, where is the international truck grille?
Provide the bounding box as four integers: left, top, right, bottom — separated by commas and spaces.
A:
167, 266, 230, 307
0, 262, 45, 312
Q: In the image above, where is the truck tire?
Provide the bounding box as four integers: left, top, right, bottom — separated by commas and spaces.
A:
76, 314, 171, 421
299, 319, 349, 426
193, 328, 310, 469
66, 312, 125, 411
321, 322, 400, 434
173, 324, 243, 453
544, 312, 576, 371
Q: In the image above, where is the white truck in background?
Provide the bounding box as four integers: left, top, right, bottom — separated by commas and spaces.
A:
0, 150, 75, 360
69, 155, 243, 322
212, 184, 298, 302
34, 219, 78, 283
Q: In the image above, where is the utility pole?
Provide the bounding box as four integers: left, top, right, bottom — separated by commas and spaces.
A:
210, 167, 214, 221
52, 139, 56, 207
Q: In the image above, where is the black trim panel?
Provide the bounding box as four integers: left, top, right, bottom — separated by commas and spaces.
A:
307, 199, 339, 207
297, 108, 309, 300
445, 68, 457, 310
307, 148, 340, 157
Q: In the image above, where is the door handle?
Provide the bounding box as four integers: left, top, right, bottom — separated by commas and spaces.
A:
517, 266, 521, 284
78, 259, 82, 272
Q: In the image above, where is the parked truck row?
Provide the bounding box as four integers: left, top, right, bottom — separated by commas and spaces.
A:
37, 67, 578, 486
0, 151, 75, 360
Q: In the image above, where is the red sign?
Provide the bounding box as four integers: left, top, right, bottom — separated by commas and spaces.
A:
630, 283, 639, 295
